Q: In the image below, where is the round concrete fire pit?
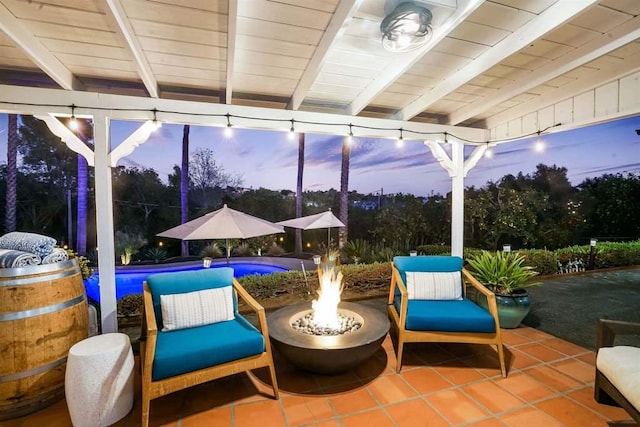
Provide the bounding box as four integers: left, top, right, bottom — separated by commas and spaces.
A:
267, 301, 389, 375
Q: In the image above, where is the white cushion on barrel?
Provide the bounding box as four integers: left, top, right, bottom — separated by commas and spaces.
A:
65, 333, 134, 427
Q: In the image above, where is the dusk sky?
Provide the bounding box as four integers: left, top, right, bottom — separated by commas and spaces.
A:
1, 113, 639, 197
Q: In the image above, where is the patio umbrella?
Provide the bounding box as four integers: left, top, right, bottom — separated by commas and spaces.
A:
277, 210, 345, 251
157, 204, 284, 263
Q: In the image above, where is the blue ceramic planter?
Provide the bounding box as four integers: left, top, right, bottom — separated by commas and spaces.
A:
476, 291, 531, 329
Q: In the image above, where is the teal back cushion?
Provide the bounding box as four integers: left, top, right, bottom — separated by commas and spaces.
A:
146, 268, 235, 328
394, 256, 463, 285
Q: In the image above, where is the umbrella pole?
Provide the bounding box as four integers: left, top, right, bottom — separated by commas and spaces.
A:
226, 238, 230, 266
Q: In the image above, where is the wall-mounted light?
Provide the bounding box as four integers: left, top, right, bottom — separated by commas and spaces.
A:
380, 2, 433, 52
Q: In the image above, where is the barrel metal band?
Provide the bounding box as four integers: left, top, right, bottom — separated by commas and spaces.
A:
0, 269, 78, 287
0, 357, 67, 383
0, 294, 86, 321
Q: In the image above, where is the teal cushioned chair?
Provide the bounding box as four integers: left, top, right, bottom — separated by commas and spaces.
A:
388, 256, 506, 376
140, 268, 279, 427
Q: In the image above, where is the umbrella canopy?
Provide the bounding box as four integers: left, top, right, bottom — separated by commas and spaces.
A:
277, 210, 345, 251
276, 210, 345, 230
157, 204, 284, 260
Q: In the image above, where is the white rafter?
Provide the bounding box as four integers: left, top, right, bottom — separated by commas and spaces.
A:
484, 53, 640, 131
397, 0, 598, 121
225, 0, 238, 104
106, 0, 158, 98
0, 2, 80, 90
287, 0, 362, 111
447, 15, 640, 125
345, 0, 485, 116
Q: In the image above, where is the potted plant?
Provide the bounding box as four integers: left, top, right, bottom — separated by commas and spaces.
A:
467, 250, 541, 328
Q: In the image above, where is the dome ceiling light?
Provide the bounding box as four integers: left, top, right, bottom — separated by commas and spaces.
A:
380, 2, 433, 52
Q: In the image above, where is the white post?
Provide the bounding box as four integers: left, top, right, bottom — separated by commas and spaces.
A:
93, 113, 118, 333
450, 140, 465, 257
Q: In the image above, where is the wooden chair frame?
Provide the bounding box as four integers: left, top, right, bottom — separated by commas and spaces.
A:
594, 318, 640, 423
387, 263, 506, 376
139, 278, 279, 427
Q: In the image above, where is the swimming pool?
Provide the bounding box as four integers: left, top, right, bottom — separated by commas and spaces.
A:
84, 262, 288, 302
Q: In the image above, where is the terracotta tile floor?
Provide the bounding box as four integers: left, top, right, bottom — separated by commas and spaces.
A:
3, 326, 636, 427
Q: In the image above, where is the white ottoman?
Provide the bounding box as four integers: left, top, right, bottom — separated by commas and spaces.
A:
65, 333, 134, 427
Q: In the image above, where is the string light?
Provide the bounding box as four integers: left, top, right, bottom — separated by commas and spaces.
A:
347, 123, 353, 145
288, 119, 295, 141
534, 130, 545, 153
224, 113, 233, 138
484, 143, 493, 158
0, 100, 563, 147
150, 108, 161, 131
69, 104, 79, 131
396, 128, 404, 147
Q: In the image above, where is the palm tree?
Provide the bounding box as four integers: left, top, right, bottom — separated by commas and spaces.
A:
4, 114, 18, 233
339, 135, 350, 249
295, 133, 304, 255
75, 119, 91, 255
180, 124, 190, 256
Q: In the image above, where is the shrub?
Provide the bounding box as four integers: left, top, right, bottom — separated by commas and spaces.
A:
265, 243, 285, 256
417, 244, 452, 255
201, 243, 223, 258
233, 242, 254, 256
517, 249, 558, 276
115, 231, 147, 265
117, 294, 144, 317
145, 247, 168, 263
342, 239, 373, 263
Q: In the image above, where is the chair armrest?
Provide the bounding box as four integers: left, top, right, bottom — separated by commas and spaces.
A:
143, 282, 158, 336
233, 278, 264, 314
597, 319, 640, 349
389, 264, 409, 330
462, 268, 501, 325
233, 278, 270, 337
462, 268, 494, 298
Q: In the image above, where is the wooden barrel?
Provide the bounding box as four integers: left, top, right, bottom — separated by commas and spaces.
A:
0, 259, 88, 420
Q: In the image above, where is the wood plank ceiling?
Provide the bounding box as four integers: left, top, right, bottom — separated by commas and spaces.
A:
0, 0, 639, 132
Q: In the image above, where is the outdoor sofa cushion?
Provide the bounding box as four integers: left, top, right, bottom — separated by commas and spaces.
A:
597, 345, 640, 412
152, 314, 265, 381
146, 268, 237, 329
399, 299, 496, 332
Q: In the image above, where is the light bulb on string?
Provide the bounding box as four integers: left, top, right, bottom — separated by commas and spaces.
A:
288, 119, 295, 141
396, 128, 404, 148
224, 114, 233, 138
69, 104, 79, 131
534, 131, 545, 153
150, 108, 161, 131
346, 123, 353, 145
484, 144, 493, 158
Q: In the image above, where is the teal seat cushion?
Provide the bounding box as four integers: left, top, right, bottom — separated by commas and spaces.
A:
146, 268, 236, 328
396, 298, 496, 333
152, 314, 265, 381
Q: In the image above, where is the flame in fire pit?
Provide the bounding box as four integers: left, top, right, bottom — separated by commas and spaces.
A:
311, 262, 344, 329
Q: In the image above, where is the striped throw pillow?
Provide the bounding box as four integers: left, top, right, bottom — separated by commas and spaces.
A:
406, 271, 463, 300
160, 286, 235, 331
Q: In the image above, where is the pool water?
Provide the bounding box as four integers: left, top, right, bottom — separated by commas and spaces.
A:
84, 262, 288, 302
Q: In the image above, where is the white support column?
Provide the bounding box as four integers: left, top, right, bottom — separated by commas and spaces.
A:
93, 113, 118, 333
450, 140, 465, 257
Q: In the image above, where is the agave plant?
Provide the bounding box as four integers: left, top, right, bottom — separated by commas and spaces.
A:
466, 251, 541, 296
